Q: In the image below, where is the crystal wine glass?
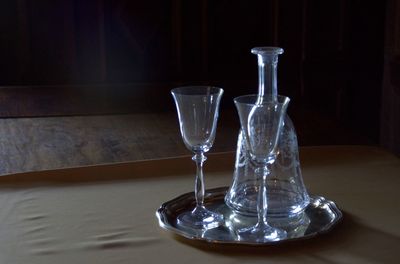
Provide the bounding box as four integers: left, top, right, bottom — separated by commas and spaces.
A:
171, 86, 224, 229
234, 94, 290, 242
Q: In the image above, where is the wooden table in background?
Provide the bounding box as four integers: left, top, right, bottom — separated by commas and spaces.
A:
0, 111, 373, 176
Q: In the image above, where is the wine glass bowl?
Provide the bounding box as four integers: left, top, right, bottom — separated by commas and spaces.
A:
171, 86, 225, 230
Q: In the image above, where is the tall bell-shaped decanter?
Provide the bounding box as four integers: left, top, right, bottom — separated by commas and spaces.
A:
225, 47, 310, 219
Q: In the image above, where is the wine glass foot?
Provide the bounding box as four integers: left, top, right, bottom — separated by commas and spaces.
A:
237, 223, 287, 242
177, 206, 224, 230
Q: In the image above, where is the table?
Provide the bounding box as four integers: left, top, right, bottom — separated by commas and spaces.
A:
0, 146, 399, 263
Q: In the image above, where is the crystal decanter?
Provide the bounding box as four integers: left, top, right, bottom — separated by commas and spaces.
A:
225, 47, 310, 220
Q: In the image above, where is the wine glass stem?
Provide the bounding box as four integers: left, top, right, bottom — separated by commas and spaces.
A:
192, 152, 207, 208
257, 166, 270, 226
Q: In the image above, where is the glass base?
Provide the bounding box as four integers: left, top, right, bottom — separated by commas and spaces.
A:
237, 223, 287, 242
225, 183, 310, 218
177, 206, 224, 230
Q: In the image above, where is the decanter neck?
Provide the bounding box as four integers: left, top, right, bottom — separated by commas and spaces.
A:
252, 47, 284, 101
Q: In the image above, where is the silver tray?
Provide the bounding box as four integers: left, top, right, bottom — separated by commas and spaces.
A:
156, 187, 342, 245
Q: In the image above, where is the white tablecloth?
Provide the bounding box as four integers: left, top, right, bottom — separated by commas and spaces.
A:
0, 146, 398, 263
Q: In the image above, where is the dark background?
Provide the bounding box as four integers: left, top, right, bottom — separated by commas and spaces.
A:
0, 0, 391, 147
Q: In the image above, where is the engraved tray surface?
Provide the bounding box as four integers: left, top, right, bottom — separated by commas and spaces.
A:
156, 187, 343, 245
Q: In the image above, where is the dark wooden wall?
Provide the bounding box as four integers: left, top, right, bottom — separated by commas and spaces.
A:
381, 0, 400, 155
0, 0, 387, 142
